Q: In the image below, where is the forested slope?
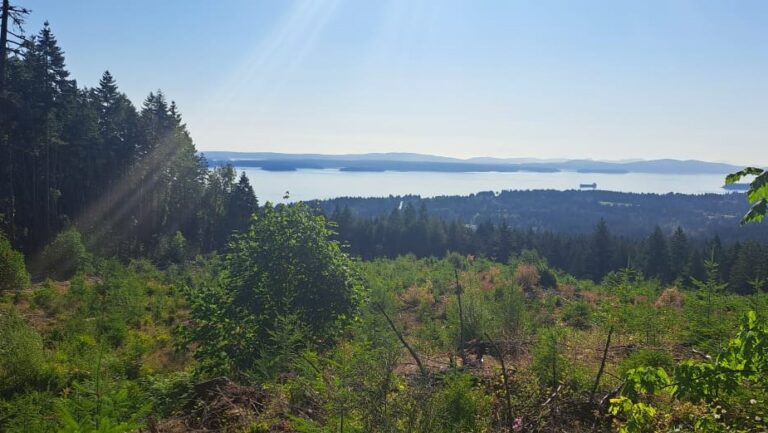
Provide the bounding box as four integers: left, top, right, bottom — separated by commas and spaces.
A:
0, 23, 256, 260
318, 190, 768, 240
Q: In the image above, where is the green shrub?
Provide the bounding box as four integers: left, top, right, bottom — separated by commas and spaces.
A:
0, 309, 46, 395
0, 391, 58, 433
185, 203, 361, 377
56, 380, 148, 433
433, 372, 492, 432
32, 281, 56, 311
562, 301, 592, 329
619, 349, 674, 377
40, 228, 88, 280
155, 231, 187, 265
145, 371, 195, 417
496, 285, 526, 336
539, 267, 558, 289
532, 327, 569, 390
459, 288, 492, 342
0, 234, 30, 291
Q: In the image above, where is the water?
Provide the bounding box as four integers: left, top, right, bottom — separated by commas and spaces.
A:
237, 168, 735, 203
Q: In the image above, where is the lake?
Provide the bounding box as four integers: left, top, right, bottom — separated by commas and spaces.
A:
237, 168, 737, 203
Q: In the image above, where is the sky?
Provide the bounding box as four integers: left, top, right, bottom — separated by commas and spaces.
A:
20, 0, 768, 163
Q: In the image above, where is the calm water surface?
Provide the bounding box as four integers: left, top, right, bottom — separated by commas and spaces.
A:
238, 168, 735, 203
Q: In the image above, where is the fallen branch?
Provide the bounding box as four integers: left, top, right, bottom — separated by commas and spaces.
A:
375, 302, 428, 378
599, 381, 625, 409
485, 332, 513, 432
590, 325, 614, 403
691, 348, 712, 361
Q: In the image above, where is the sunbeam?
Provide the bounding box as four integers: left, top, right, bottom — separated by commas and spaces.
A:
218, 0, 342, 112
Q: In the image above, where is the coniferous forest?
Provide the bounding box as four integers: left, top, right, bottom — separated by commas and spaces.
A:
2, 5, 768, 433
0, 19, 258, 260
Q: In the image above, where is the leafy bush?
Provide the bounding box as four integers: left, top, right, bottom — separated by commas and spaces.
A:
155, 230, 187, 265
613, 311, 768, 433
145, 371, 196, 417
619, 349, 674, 377
0, 234, 29, 292
0, 309, 46, 395
433, 372, 492, 433
561, 301, 592, 329
40, 228, 89, 280
57, 380, 148, 433
32, 281, 56, 311
90, 262, 145, 348
185, 203, 361, 377
539, 267, 558, 290
0, 391, 58, 433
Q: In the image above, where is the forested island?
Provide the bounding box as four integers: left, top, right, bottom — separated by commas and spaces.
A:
2, 5, 768, 433
204, 152, 741, 175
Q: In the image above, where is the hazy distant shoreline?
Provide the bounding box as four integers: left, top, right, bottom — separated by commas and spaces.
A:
234, 167, 738, 204
202, 151, 741, 175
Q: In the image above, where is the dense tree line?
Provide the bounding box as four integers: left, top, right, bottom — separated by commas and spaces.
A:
327, 203, 768, 294
318, 189, 768, 241
0, 21, 257, 259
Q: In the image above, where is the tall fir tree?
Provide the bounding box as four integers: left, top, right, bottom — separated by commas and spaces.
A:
589, 218, 613, 281
669, 226, 689, 281
643, 226, 671, 282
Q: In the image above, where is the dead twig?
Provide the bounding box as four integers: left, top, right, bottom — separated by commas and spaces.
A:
590, 325, 614, 404
375, 302, 428, 378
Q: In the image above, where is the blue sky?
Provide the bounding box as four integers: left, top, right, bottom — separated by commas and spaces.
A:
21, 0, 768, 163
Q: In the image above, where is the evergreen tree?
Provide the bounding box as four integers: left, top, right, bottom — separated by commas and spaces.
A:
495, 222, 513, 263
691, 255, 728, 321
669, 226, 689, 281
227, 172, 258, 234
0, 20, 257, 258
93, 70, 138, 182
729, 241, 765, 295
589, 218, 613, 281
644, 226, 672, 282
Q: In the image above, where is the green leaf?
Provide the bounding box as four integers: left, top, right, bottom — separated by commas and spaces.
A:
742, 199, 768, 225
725, 167, 764, 185
747, 172, 768, 203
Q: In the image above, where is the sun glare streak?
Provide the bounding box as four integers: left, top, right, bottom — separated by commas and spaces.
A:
59, 134, 189, 256
218, 0, 342, 112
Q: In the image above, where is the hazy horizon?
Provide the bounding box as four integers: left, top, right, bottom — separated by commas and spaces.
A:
23, 0, 768, 165
199, 149, 748, 166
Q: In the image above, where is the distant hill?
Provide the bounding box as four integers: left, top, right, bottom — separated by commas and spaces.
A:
200, 151, 745, 175
201, 151, 461, 163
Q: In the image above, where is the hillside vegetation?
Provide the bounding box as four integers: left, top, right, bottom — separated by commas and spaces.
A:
2, 203, 768, 432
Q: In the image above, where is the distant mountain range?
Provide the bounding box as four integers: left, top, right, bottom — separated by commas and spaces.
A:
200, 151, 743, 175
201, 151, 460, 163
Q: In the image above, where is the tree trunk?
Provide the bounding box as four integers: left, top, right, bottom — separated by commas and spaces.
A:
0, 0, 12, 239
485, 333, 513, 431
0, 0, 9, 95
455, 269, 467, 364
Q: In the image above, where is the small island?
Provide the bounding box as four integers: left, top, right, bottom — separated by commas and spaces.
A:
722, 183, 750, 191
